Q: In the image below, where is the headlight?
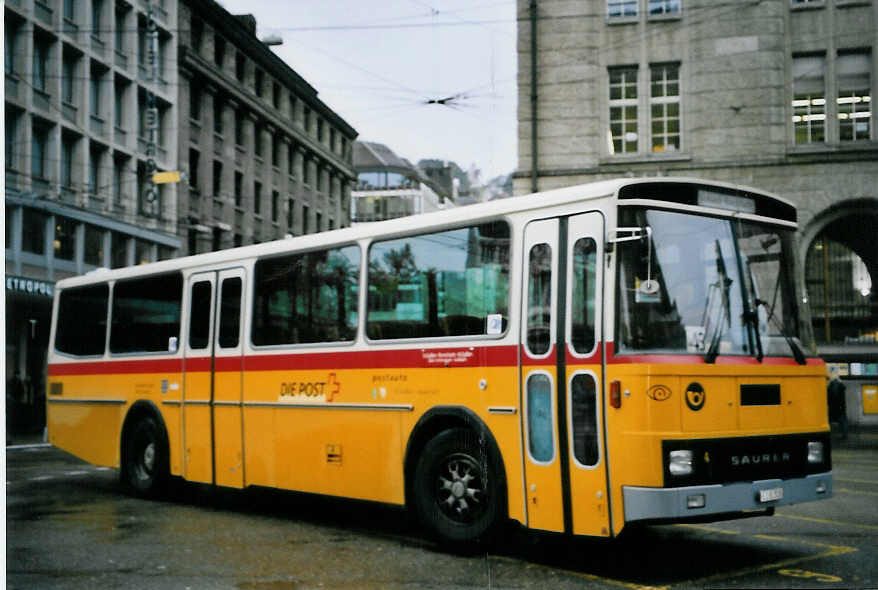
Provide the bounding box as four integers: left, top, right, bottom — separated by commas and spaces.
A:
807, 441, 824, 464
669, 450, 693, 475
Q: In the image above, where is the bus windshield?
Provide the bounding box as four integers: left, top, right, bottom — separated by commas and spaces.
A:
615, 207, 815, 359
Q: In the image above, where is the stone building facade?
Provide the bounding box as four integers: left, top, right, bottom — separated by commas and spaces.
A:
177, 0, 358, 255
5, 0, 181, 435
516, 0, 877, 420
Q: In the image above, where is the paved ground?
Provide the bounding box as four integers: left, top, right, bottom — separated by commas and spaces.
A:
6, 430, 878, 589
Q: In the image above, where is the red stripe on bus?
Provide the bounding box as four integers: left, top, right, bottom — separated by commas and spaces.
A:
48, 358, 184, 376
47, 342, 820, 375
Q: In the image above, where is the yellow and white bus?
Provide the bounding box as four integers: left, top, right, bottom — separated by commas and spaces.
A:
47, 177, 832, 544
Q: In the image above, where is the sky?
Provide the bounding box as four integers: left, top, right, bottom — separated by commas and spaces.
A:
216, 0, 519, 181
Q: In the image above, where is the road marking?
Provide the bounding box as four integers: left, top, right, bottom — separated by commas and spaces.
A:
836, 487, 878, 497
491, 555, 669, 590
6, 443, 51, 451
778, 568, 842, 583
668, 526, 856, 588
776, 513, 878, 531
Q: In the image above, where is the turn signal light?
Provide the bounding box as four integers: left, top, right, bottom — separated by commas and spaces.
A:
610, 380, 621, 408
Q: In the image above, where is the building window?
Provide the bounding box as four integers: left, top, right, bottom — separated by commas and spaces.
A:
302, 205, 310, 234
315, 212, 322, 232
189, 149, 200, 191
235, 52, 245, 82
92, 0, 103, 37
235, 110, 244, 145
61, 135, 75, 189
54, 216, 76, 260
303, 158, 311, 185
648, 0, 680, 15
608, 0, 637, 18
115, 6, 126, 53
88, 145, 101, 195
214, 97, 223, 134
90, 69, 102, 117
214, 36, 225, 68
792, 55, 825, 144
31, 124, 49, 181
6, 111, 18, 171
271, 136, 280, 167
254, 69, 264, 97
114, 80, 126, 127
254, 181, 262, 215
271, 190, 279, 222
287, 198, 294, 229
837, 52, 871, 142
650, 64, 680, 152
62, 53, 77, 105
22, 209, 47, 255
190, 85, 201, 121
191, 17, 203, 53
304, 107, 311, 133
234, 171, 243, 206
213, 160, 223, 197
609, 67, 638, 154
5, 22, 17, 77
273, 83, 281, 109
84, 225, 104, 266
33, 37, 49, 92
254, 124, 263, 157
289, 96, 297, 121
317, 118, 325, 142
113, 157, 125, 205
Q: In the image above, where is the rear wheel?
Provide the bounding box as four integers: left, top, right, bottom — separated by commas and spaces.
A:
413, 428, 504, 548
122, 415, 169, 497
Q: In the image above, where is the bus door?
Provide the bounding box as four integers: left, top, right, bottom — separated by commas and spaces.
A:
520, 213, 610, 536
182, 268, 246, 488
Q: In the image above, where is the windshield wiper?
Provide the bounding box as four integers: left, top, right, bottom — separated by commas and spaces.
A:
704, 241, 733, 364
755, 297, 806, 365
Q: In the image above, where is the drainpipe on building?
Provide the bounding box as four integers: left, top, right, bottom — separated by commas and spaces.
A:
530, 0, 538, 194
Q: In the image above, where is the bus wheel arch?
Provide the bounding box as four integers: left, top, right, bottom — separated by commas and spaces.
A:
119, 400, 170, 497
405, 407, 507, 546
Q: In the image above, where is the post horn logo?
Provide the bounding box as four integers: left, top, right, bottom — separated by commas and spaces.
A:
646, 384, 672, 401
685, 382, 706, 411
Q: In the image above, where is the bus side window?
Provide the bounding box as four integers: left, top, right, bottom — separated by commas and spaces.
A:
570, 373, 599, 467
189, 281, 212, 350
527, 373, 555, 463
110, 273, 183, 354
55, 284, 109, 356
571, 238, 596, 354
218, 277, 242, 349
527, 243, 552, 355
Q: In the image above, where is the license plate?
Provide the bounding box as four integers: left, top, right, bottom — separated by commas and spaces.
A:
759, 487, 784, 503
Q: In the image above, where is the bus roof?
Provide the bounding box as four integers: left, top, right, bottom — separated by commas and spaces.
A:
54, 176, 790, 290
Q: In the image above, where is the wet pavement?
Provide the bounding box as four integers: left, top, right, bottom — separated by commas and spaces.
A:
6, 430, 878, 589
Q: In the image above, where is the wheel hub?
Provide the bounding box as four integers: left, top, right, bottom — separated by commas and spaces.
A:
143, 442, 155, 473
436, 454, 486, 523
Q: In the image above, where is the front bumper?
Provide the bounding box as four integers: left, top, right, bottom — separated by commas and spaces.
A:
623, 472, 833, 523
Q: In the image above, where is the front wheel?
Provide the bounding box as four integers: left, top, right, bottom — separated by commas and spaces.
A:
122, 415, 169, 497
413, 428, 504, 548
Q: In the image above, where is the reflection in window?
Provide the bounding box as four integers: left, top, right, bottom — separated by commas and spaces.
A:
110, 273, 183, 353
527, 243, 552, 355
527, 373, 554, 463
54, 216, 76, 261
648, 0, 680, 15
367, 222, 510, 340
22, 209, 47, 255
571, 238, 597, 353
253, 245, 360, 345
570, 374, 599, 467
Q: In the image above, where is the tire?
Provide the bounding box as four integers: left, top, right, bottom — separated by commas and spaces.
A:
413, 428, 504, 548
122, 415, 169, 498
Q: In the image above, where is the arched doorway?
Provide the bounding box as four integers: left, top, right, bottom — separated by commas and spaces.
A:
803, 200, 878, 346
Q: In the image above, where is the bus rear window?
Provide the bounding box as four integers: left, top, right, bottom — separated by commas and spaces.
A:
55, 284, 109, 356
367, 221, 510, 340
110, 273, 183, 354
